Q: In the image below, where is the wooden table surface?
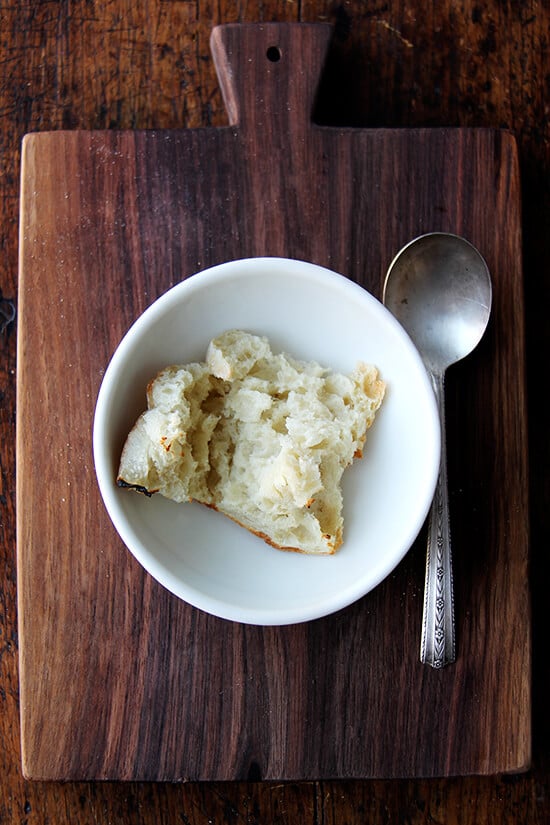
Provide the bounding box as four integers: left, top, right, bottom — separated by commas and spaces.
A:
1, 1, 548, 822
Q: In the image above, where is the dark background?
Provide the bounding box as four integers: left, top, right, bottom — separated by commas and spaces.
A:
1, 2, 548, 822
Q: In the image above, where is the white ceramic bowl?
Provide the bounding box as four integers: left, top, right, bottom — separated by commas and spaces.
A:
93, 257, 440, 625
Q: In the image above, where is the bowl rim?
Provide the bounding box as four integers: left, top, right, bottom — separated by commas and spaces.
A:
93, 256, 440, 625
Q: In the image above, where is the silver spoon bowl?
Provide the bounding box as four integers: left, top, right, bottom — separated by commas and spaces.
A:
383, 232, 492, 668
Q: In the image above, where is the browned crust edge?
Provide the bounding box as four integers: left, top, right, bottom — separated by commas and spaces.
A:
116, 479, 339, 555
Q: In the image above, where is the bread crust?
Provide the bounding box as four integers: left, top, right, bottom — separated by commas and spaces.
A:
200, 500, 340, 554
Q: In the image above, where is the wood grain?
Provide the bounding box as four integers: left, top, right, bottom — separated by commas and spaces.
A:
16, 22, 530, 782
2, 1, 549, 823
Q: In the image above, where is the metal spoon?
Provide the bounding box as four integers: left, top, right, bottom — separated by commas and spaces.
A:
383, 232, 492, 668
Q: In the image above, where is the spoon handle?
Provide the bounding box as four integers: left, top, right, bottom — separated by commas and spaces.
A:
421, 371, 456, 668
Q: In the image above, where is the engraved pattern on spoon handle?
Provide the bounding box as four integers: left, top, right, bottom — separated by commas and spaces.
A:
420, 371, 456, 668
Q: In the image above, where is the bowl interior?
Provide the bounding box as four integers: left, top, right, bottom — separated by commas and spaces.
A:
93, 257, 440, 625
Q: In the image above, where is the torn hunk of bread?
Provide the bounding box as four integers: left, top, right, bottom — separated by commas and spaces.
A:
117, 330, 385, 555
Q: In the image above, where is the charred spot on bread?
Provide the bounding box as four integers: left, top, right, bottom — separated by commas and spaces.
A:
116, 478, 156, 497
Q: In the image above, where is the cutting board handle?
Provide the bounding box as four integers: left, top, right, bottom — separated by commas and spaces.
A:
210, 23, 332, 133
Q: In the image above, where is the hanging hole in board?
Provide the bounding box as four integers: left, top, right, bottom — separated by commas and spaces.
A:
266, 45, 282, 62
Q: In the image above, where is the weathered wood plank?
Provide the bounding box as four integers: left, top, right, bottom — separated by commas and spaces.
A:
2, 1, 549, 822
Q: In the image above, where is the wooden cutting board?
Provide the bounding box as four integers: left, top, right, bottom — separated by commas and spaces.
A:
16, 23, 530, 781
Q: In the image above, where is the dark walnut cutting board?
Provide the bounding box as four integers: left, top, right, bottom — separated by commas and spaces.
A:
16, 23, 530, 781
